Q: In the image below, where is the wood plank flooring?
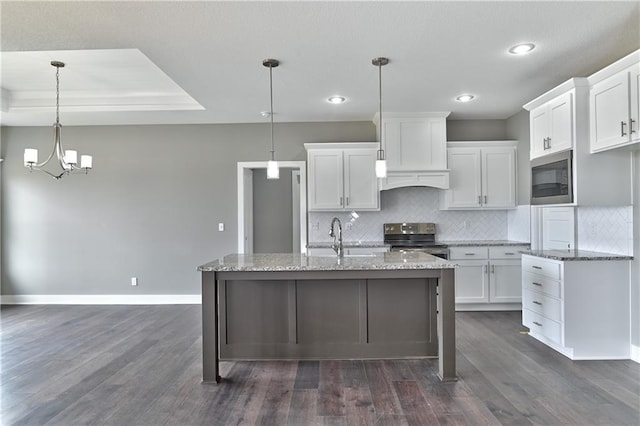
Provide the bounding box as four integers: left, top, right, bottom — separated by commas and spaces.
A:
1, 305, 638, 425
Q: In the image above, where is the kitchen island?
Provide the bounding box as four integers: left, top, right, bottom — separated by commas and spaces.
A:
198, 252, 457, 383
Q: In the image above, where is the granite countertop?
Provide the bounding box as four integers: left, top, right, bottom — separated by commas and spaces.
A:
198, 252, 455, 272
307, 241, 389, 249
439, 240, 530, 247
520, 249, 633, 261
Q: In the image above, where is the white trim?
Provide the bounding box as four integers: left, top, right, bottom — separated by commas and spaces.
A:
237, 161, 307, 254
631, 345, 640, 364
0, 294, 201, 305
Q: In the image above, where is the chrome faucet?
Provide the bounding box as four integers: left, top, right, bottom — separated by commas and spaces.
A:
329, 217, 344, 257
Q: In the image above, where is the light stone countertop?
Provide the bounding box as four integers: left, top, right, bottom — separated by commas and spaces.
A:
439, 240, 530, 247
521, 249, 633, 261
307, 241, 389, 249
198, 252, 455, 272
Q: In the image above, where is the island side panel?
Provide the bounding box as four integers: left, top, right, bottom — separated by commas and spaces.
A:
438, 268, 456, 381
201, 271, 220, 383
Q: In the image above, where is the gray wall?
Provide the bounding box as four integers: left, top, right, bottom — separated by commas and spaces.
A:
447, 119, 507, 141
1, 122, 374, 295
505, 109, 531, 205
252, 168, 293, 253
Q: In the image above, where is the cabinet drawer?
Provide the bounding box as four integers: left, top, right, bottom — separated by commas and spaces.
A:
523, 309, 562, 344
523, 289, 562, 322
449, 246, 488, 260
522, 256, 561, 280
522, 272, 561, 298
489, 246, 527, 260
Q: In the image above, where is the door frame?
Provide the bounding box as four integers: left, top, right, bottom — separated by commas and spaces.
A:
237, 161, 307, 254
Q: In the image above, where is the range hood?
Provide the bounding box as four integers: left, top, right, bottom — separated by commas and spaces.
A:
379, 170, 450, 190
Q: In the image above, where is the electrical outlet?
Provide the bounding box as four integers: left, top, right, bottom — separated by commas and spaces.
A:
218, 222, 224, 232
131, 277, 138, 286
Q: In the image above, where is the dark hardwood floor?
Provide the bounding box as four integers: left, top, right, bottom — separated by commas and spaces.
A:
1, 305, 638, 425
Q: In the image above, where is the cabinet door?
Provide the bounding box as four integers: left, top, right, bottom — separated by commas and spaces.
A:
307, 150, 344, 211
530, 105, 549, 159
631, 65, 640, 142
489, 260, 522, 303
454, 260, 489, 304
444, 148, 482, 208
548, 92, 573, 153
343, 149, 379, 210
382, 117, 447, 171
482, 147, 516, 208
590, 71, 631, 152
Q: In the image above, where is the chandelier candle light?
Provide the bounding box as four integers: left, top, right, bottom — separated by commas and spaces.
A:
372, 57, 389, 178
263, 58, 280, 180
23, 61, 92, 179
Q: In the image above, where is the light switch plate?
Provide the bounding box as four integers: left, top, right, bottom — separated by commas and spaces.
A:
218, 222, 224, 232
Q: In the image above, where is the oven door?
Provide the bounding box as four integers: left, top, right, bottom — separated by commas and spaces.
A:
390, 247, 449, 260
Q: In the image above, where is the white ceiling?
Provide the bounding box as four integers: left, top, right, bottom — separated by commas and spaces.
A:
1, 1, 639, 127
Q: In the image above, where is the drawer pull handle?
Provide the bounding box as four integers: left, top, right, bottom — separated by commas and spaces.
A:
533, 321, 543, 327
532, 282, 542, 286
465, 253, 476, 256
504, 252, 515, 255
533, 301, 542, 305
532, 266, 542, 270
621, 121, 627, 137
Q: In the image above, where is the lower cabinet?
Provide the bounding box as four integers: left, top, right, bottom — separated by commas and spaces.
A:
450, 245, 527, 310
521, 254, 630, 360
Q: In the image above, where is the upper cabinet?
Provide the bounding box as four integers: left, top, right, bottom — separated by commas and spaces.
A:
373, 112, 451, 190
305, 142, 380, 212
588, 50, 640, 153
524, 78, 588, 161
529, 92, 573, 159
440, 141, 517, 210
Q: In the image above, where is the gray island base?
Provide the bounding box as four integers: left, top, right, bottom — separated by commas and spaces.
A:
198, 252, 457, 383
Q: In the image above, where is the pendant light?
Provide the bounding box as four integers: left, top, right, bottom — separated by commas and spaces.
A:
23, 61, 93, 180
372, 57, 389, 178
263, 58, 280, 179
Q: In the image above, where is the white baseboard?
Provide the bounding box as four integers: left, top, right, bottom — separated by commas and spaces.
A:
632, 345, 640, 364
0, 294, 201, 305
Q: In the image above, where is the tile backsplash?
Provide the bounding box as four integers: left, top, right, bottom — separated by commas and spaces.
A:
577, 206, 633, 255
308, 187, 512, 243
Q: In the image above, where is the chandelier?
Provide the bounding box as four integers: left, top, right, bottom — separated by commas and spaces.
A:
23, 61, 93, 180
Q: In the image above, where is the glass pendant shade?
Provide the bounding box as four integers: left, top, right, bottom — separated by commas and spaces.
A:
375, 159, 387, 178
267, 160, 279, 179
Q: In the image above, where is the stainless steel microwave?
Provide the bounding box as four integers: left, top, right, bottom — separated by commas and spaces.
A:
531, 150, 573, 205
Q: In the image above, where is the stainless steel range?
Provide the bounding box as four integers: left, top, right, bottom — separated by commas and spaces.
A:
383, 223, 449, 259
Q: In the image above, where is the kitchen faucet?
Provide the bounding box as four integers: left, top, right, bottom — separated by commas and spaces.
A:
329, 217, 344, 257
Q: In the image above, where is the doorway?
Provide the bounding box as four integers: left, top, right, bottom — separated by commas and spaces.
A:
237, 161, 307, 254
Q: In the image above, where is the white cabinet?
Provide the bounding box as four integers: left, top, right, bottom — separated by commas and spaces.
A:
589, 53, 640, 152
522, 254, 631, 360
305, 143, 379, 212
529, 92, 574, 159
440, 141, 517, 210
373, 112, 451, 190
450, 245, 527, 310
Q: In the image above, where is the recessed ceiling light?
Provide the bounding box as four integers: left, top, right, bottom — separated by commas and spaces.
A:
327, 96, 346, 104
508, 43, 536, 55
455, 94, 475, 103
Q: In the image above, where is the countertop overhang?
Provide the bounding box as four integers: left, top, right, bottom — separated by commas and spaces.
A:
198, 252, 455, 273
520, 249, 633, 261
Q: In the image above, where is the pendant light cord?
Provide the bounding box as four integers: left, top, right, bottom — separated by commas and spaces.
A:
378, 62, 382, 152
56, 65, 60, 125
269, 64, 275, 161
